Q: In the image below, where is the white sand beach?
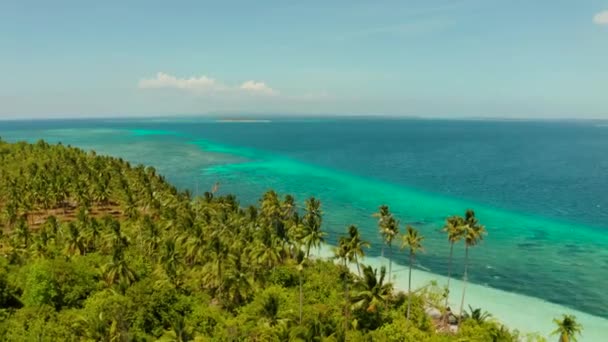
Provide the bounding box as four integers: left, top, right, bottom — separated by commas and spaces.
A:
314, 244, 608, 341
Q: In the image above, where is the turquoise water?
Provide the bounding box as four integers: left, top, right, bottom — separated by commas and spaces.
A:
1, 118, 607, 321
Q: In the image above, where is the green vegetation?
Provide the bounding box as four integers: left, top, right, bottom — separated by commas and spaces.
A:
0, 139, 577, 341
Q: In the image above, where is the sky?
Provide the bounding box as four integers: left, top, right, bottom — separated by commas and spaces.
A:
1, 0, 607, 119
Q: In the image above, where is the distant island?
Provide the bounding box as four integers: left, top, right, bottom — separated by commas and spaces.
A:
216, 119, 272, 123
0, 139, 580, 341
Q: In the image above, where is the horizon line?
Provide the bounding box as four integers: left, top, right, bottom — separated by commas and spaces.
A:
1, 112, 607, 122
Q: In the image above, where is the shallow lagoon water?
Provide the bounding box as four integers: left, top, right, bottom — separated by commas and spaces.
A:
1, 118, 607, 338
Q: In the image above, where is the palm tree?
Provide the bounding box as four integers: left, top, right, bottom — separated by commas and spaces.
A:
13, 218, 30, 249
260, 293, 289, 327
222, 251, 254, 307
161, 237, 183, 285
281, 194, 297, 223
459, 209, 486, 319
401, 225, 424, 321
141, 215, 162, 259
463, 305, 492, 324
206, 226, 227, 295
334, 237, 349, 268
43, 215, 60, 241
302, 197, 325, 258
334, 236, 355, 333
30, 235, 49, 259
104, 219, 129, 261
166, 314, 193, 342
251, 238, 283, 269
65, 222, 86, 256
351, 265, 393, 314
442, 215, 465, 308
84, 218, 102, 252
183, 224, 206, 265
274, 229, 306, 326
346, 225, 369, 277
373, 206, 399, 283
296, 251, 305, 325
384, 217, 399, 284
103, 258, 136, 288
373, 205, 391, 258
2, 202, 18, 230
260, 190, 281, 233
552, 314, 583, 342
289, 318, 331, 342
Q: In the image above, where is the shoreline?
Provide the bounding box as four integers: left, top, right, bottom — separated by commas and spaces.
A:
313, 244, 608, 341
3, 126, 607, 340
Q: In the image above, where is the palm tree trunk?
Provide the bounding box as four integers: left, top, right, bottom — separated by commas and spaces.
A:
388, 243, 392, 284
445, 242, 454, 309
217, 258, 223, 296
344, 274, 349, 333
459, 245, 469, 320
355, 254, 361, 277
407, 251, 413, 321
299, 271, 303, 325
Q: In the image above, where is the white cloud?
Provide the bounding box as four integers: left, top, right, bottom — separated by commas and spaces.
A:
240, 80, 278, 95
593, 10, 608, 25
138, 72, 277, 96
138, 72, 226, 91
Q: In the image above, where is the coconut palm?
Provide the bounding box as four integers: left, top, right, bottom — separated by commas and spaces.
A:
2, 202, 18, 229
459, 209, 486, 319
401, 225, 424, 320
259, 293, 290, 327
251, 238, 283, 269
296, 252, 305, 325
84, 218, 102, 252
333, 236, 352, 327
552, 314, 583, 342
140, 215, 162, 259
334, 237, 350, 267
43, 215, 60, 241
288, 318, 332, 342
183, 223, 206, 265
13, 217, 30, 249
442, 215, 465, 308
104, 218, 129, 260
103, 258, 136, 288
302, 197, 325, 258
166, 314, 193, 342
281, 194, 297, 223
373, 206, 399, 283
30, 234, 49, 259
260, 190, 281, 231
222, 250, 254, 307
160, 237, 183, 285
373, 205, 391, 258
351, 265, 393, 314
205, 227, 228, 295
463, 305, 492, 323
65, 222, 86, 256
346, 225, 369, 277
384, 216, 399, 284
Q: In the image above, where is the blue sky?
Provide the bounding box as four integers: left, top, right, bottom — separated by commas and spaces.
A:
1, 0, 607, 119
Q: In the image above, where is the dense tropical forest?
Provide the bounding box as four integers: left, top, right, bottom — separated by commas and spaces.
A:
0, 139, 582, 341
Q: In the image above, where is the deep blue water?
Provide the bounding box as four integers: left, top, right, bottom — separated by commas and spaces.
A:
1, 117, 608, 318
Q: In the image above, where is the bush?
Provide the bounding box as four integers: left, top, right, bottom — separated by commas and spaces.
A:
21, 257, 100, 309
267, 264, 299, 287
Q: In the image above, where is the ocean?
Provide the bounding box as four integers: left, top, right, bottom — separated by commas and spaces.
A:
1, 117, 607, 338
